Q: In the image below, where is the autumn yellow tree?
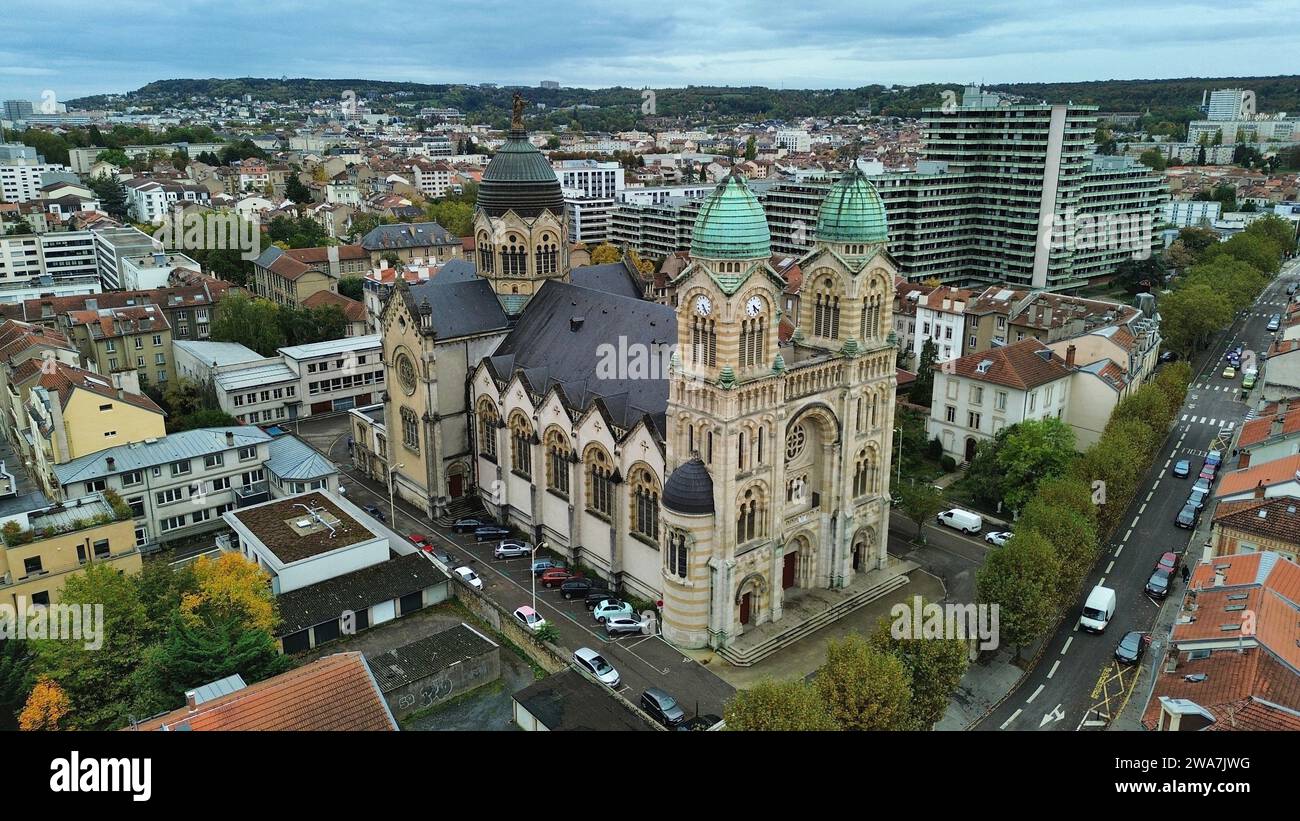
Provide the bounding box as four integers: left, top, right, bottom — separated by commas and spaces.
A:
590, 242, 621, 264
19, 677, 70, 731
181, 553, 279, 634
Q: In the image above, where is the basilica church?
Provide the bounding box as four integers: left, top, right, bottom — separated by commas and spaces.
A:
378, 103, 904, 654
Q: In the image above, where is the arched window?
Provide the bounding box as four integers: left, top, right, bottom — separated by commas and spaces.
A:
856, 397, 865, 432
629, 466, 660, 541
736, 485, 766, 543
861, 291, 883, 340
853, 448, 879, 497
535, 234, 558, 274
477, 232, 494, 273
690, 315, 717, 367
586, 447, 615, 518
401, 407, 419, 453
503, 234, 526, 277
544, 428, 570, 494
508, 412, 533, 477
666, 529, 688, 578
813, 277, 841, 340
477, 401, 499, 459
757, 426, 764, 465
740, 315, 767, 367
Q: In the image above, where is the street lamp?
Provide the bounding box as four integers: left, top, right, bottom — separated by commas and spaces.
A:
531, 540, 548, 613
389, 463, 405, 527
893, 427, 903, 486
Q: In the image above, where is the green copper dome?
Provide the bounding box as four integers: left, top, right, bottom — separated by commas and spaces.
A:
478, 128, 564, 218
690, 173, 771, 260
815, 165, 888, 244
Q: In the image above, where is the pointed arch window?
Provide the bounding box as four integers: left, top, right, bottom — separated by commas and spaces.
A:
544, 428, 570, 494
477, 401, 499, 459
477, 232, 494, 273
630, 466, 660, 540
666, 529, 689, 578
814, 278, 841, 340
508, 412, 533, 477
586, 447, 615, 518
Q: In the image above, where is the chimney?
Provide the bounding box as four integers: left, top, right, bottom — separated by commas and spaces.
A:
1065, 344, 1076, 367
225, 430, 235, 446
106, 456, 115, 470
570, 316, 585, 332
1254, 480, 1266, 500
1273, 414, 1285, 436
185, 690, 198, 712
327, 244, 341, 276
1213, 571, 1226, 587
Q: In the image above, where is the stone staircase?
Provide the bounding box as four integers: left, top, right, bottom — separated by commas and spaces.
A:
718, 564, 914, 667
435, 496, 485, 527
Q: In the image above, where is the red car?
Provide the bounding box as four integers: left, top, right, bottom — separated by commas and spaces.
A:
408, 533, 430, 550
1155, 551, 1181, 575
541, 568, 578, 588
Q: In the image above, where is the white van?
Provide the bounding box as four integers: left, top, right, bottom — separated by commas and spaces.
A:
1080, 585, 1117, 633
936, 508, 983, 535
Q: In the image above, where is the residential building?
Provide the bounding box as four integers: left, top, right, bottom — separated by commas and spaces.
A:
610, 196, 702, 259
1234, 401, 1300, 468
555, 160, 625, 199
0, 230, 98, 295
0, 319, 81, 446
92, 226, 163, 289
128, 653, 399, 731
1210, 496, 1300, 562
563, 194, 618, 245
926, 338, 1074, 462
119, 250, 202, 291
251, 244, 367, 308
300, 289, 368, 337
64, 304, 176, 386
122, 178, 211, 224
53, 426, 276, 553
0, 491, 141, 610
360, 222, 462, 266
775, 129, 812, 153
0, 156, 71, 204
1215, 453, 1300, 502
913, 286, 974, 363
1141, 551, 1300, 732
264, 434, 338, 497
1207, 88, 1252, 121
26, 282, 229, 342
1163, 200, 1221, 228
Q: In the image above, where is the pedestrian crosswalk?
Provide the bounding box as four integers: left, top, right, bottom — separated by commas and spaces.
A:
1179, 415, 1236, 429
1192, 383, 1250, 392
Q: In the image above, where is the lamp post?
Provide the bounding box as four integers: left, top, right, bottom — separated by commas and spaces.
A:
389, 463, 405, 528
893, 427, 903, 487
531, 541, 548, 614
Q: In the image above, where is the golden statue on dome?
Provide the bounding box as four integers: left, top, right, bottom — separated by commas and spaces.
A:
511, 93, 525, 129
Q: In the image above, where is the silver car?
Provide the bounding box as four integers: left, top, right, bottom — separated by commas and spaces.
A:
604, 616, 646, 637
494, 540, 532, 559
573, 647, 620, 687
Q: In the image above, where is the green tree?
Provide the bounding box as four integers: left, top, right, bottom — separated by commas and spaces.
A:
0, 639, 35, 731
284, 175, 313, 204
170, 409, 242, 433
744, 134, 757, 161
337, 276, 364, 301
911, 338, 938, 406
86, 173, 128, 220
813, 634, 912, 731
422, 200, 474, 237
266, 215, 332, 249
868, 610, 968, 730
1137, 148, 1167, 171
898, 481, 945, 544
994, 417, 1076, 513
590, 242, 622, 264
723, 678, 836, 731
134, 615, 291, 714
279, 304, 347, 347
1017, 500, 1100, 609
976, 530, 1059, 659
1034, 475, 1099, 527
1177, 226, 1218, 258
1202, 233, 1282, 276
28, 563, 151, 729
97, 147, 130, 167
210, 292, 286, 356
1159, 283, 1232, 355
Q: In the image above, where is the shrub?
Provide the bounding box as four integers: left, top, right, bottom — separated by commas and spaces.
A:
940, 455, 956, 472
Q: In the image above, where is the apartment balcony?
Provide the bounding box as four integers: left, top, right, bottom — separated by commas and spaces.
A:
235, 481, 270, 507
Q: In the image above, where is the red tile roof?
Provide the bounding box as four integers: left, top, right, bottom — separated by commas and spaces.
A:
302, 289, 367, 323
935, 337, 1074, 390
129, 652, 396, 731
1215, 453, 1300, 498
1238, 409, 1300, 448
282, 244, 368, 265
36, 361, 163, 415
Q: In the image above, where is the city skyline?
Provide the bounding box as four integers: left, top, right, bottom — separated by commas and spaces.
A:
2, 0, 1297, 100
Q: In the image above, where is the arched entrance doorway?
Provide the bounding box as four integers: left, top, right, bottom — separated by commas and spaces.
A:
735, 572, 768, 627
852, 527, 876, 572
446, 464, 467, 499
964, 437, 978, 463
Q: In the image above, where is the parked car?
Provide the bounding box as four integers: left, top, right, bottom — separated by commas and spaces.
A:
541, 568, 577, 588
453, 566, 483, 591
1198, 466, 1216, 482
936, 508, 983, 535
1172, 459, 1191, 478
1268, 314, 1281, 331
1145, 567, 1174, 599
1156, 551, 1181, 575
493, 540, 532, 559
362, 504, 386, 523
572, 647, 620, 687
1206, 450, 1223, 468
512, 605, 547, 633
1289, 283, 1297, 296
1186, 488, 1208, 511
1176, 504, 1199, 529
584, 589, 618, 609
640, 688, 685, 727
559, 577, 598, 599
408, 533, 429, 549
1192, 477, 1211, 496
474, 525, 511, 542
1243, 373, 1257, 390
592, 599, 635, 623
604, 616, 647, 636
428, 547, 453, 565
531, 557, 564, 576
452, 517, 485, 533
1159, 350, 1179, 363
1114, 630, 1147, 664
1223, 365, 1237, 379
984, 531, 1013, 547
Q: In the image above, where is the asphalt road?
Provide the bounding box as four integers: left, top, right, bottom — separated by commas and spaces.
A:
299, 420, 736, 723
977, 257, 1300, 732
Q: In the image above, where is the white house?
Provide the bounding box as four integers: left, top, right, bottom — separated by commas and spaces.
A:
913, 286, 976, 364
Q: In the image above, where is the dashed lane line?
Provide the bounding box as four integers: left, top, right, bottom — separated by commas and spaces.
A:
1027, 684, 1046, 704
1061, 637, 1073, 655
1048, 660, 1061, 679
1001, 709, 1023, 730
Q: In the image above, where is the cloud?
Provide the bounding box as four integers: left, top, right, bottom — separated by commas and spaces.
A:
1, 0, 1296, 99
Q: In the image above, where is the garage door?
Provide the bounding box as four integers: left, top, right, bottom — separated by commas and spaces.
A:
313, 619, 341, 646
372, 599, 396, 625
399, 591, 423, 616
282, 630, 310, 654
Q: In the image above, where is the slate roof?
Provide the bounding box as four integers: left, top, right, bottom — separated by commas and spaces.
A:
1212, 496, 1300, 544
265, 434, 335, 481
361, 221, 458, 251
513, 668, 654, 731
129, 652, 397, 731
275, 551, 447, 636
485, 280, 676, 432
404, 278, 511, 339
368, 624, 498, 693
571, 262, 644, 300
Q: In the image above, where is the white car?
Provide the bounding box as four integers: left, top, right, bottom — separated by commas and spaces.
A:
984, 531, 1013, 547
453, 566, 482, 591
573, 647, 621, 687
513, 605, 547, 633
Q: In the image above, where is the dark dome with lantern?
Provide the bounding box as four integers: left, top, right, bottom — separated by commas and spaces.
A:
477, 98, 564, 219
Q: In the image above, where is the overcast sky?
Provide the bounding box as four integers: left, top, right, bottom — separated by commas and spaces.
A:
3, 0, 1298, 101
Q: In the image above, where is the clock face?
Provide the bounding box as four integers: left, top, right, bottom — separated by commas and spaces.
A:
745, 296, 763, 317
694, 295, 712, 316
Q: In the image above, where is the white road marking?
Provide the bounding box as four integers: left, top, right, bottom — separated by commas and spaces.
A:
1001, 708, 1022, 730
1027, 683, 1046, 704
1061, 637, 1073, 655
1122, 530, 1131, 542
1098, 576, 1106, 585
1138, 503, 1146, 514
1145, 491, 1154, 502
1130, 516, 1139, 528
1106, 560, 1114, 573
1047, 660, 1061, 679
